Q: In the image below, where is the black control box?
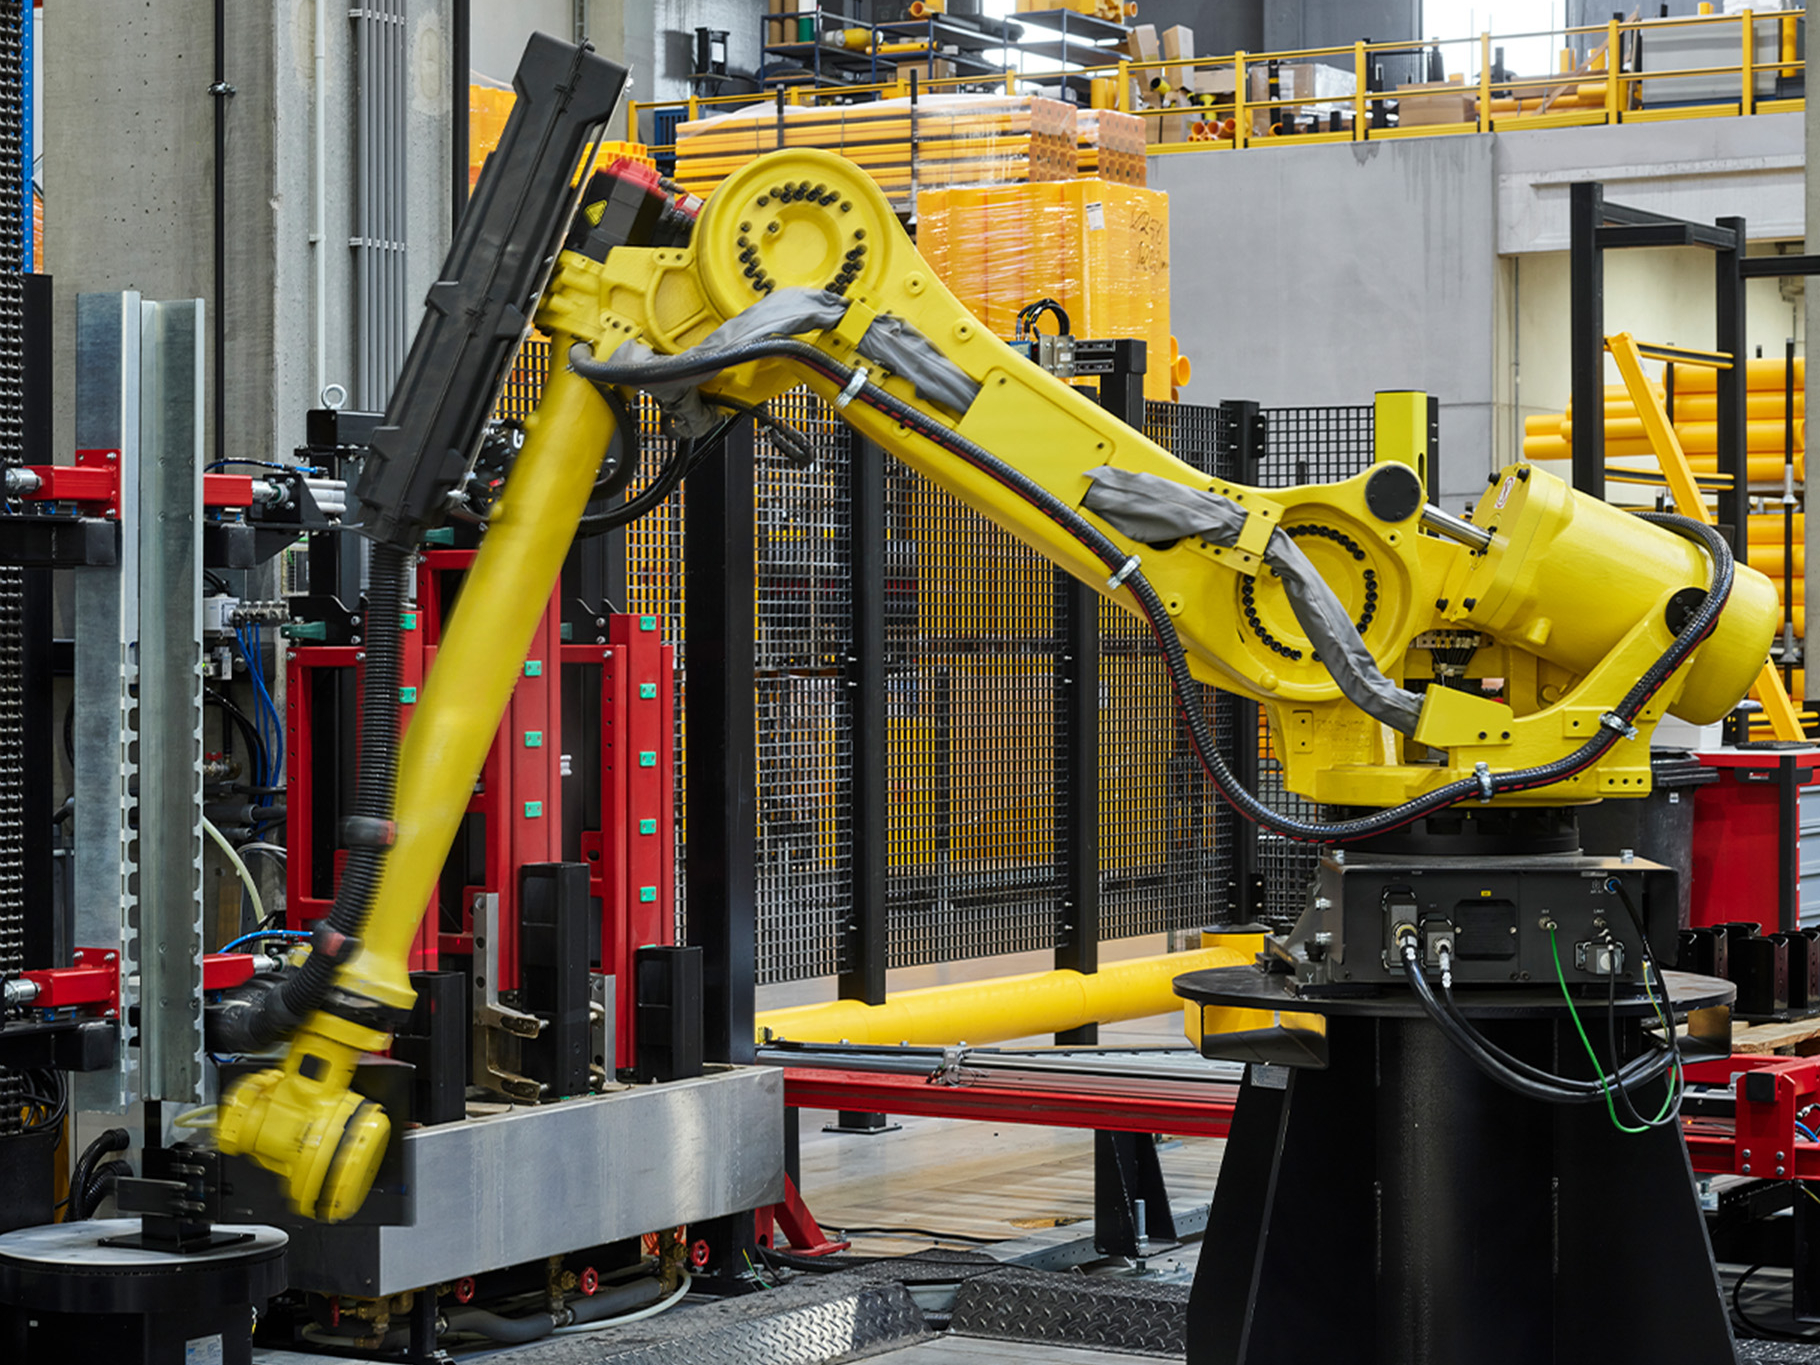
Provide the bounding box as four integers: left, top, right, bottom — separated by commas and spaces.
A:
1283, 852, 1679, 993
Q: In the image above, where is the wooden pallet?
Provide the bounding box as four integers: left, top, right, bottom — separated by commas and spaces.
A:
1731, 1015, 1820, 1056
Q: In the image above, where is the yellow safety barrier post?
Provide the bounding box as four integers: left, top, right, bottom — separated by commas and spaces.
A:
1607, 331, 1802, 739
1116, 58, 1130, 112
1479, 33, 1492, 132
1742, 8, 1756, 117
1606, 18, 1621, 123
1234, 50, 1248, 148
1354, 42, 1367, 139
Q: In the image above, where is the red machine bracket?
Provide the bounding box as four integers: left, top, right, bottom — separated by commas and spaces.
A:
753, 1174, 851, 1257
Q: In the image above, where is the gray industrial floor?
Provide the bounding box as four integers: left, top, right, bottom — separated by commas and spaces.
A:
861, 1341, 1171, 1362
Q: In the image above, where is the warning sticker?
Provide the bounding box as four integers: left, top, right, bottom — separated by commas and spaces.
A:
1493, 474, 1518, 510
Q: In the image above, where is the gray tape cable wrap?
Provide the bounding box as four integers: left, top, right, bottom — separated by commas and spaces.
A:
602, 287, 853, 436
1081, 466, 1425, 736
855, 312, 980, 415
593, 288, 978, 431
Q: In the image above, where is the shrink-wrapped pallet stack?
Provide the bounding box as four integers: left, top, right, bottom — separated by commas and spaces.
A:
673, 95, 1079, 212
917, 179, 1174, 402
1075, 108, 1148, 185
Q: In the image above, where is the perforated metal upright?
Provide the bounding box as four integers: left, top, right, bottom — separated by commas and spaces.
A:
0, 0, 30, 1138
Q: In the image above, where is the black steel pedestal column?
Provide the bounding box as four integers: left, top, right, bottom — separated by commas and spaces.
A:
1182, 973, 1737, 1365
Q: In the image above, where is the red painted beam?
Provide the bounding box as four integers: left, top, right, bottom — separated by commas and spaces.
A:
781, 1066, 1238, 1138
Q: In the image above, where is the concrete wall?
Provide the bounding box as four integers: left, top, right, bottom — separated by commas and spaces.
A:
1155, 112, 1806, 509
47, 0, 453, 464
1116, 0, 1418, 56
1152, 134, 1501, 505
580, 0, 764, 140
470, 0, 572, 83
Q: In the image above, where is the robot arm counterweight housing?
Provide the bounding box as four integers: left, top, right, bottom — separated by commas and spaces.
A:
214, 45, 1777, 1222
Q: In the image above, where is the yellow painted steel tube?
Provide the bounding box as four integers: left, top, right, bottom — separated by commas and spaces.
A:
755, 944, 1255, 1046
339, 337, 613, 1004
215, 332, 613, 1221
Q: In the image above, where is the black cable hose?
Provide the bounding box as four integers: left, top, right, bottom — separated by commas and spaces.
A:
1438, 968, 1674, 1098
206, 692, 268, 785
1402, 940, 1673, 1104
209, 544, 409, 1052
76, 1158, 133, 1220
571, 409, 745, 539
591, 384, 644, 504
1603, 878, 1686, 1130
67, 1128, 128, 1219
571, 333, 1736, 843
441, 1306, 557, 1344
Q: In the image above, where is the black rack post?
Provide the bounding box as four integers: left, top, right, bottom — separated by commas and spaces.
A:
1053, 341, 1146, 1043
1715, 214, 1749, 558
685, 424, 757, 1067
831, 433, 896, 1136
1569, 181, 1606, 501
841, 434, 889, 1011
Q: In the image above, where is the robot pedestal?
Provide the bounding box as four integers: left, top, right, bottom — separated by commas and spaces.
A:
1175, 966, 1738, 1365
0, 1218, 286, 1365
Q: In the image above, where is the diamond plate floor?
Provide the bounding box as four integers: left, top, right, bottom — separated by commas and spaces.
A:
862, 1341, 1171, 1362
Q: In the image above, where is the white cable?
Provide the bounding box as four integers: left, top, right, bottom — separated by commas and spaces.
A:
172, 1105, 218, 1130
203, 816, 265, 928
550, 1271, 692, 1336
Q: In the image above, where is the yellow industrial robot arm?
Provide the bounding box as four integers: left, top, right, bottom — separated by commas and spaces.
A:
555, 147, 1776, 810
215, 143, 1776, 1223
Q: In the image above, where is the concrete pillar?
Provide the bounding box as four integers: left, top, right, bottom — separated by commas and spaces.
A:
47, 0, 452, 463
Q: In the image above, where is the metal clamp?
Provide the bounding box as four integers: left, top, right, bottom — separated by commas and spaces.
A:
834, 365, 871, 410
1106, 554, 1142, 592
1599, 711, 1640, 741
1473, 760, 1494, 802
929, 1045, 972, 1087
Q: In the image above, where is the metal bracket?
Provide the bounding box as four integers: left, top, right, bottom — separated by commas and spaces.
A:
470, 893, 546, 1101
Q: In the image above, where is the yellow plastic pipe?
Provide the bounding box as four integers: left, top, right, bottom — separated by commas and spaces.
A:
755, 943, 1256, 1045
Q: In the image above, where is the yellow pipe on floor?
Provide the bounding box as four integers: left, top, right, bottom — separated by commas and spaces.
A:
755, 940, 1262, 1046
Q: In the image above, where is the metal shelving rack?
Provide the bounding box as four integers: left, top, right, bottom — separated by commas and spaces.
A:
759, 5, 1130, 94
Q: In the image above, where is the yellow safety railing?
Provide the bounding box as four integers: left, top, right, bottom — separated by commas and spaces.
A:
626, 7, 1804, 161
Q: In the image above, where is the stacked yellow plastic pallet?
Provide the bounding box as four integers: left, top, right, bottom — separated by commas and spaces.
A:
917, 180, 1173, 402
1075, 108, 1147, 185
470, 81, 654, 190
673, 95, 1078, 212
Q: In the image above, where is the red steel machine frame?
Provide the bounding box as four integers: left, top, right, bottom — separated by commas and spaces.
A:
284, 554, 675, 1071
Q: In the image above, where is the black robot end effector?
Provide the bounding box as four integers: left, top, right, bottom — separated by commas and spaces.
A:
349, 35, 629, 550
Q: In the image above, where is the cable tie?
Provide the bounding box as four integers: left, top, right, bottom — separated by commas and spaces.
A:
834, 365, 870, 410
1473, 760, 1493, 802
1106, 555, 1142, 592
1599, 711, 1639, 741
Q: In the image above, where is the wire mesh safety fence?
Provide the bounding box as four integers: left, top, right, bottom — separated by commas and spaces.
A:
1220, 402, 1380, 925
504, 369, 1379, 979
752, 391, 854, 984
882, 456, 1064, 970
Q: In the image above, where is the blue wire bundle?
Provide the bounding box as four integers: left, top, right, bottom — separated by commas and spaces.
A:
236, 623, 284, 788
